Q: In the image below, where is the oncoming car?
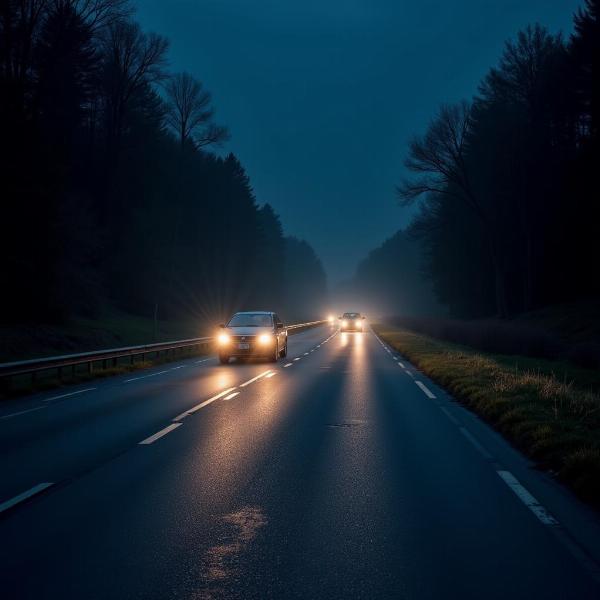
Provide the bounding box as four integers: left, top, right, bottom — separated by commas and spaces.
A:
339, 312, 365, 332
217, 311, 288, 364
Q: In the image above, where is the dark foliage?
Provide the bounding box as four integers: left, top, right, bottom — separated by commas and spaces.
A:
386, 315, 600, 370
398, 7, 600, 319
1, 1, 327, 328
283, 237, 328, 321
345, 230, 442, 317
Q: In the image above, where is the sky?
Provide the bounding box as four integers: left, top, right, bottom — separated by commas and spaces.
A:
135, 0, 581, 283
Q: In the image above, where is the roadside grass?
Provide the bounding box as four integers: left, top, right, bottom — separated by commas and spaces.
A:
372, 324, 600, 506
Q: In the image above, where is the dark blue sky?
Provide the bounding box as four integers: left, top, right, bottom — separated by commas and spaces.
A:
136, 0, 580, 282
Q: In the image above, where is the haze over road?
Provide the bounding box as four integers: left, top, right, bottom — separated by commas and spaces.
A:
1, 325, 599, 599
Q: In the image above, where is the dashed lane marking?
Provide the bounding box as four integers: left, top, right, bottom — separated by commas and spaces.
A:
173, 387, 237, 422
239, 371, 272, 388
497, 471, 558, 527
139, 423, 182, 445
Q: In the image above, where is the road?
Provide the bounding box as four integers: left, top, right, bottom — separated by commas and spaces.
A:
1, 325, 600, 599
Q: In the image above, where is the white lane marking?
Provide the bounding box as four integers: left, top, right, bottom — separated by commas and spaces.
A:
173, 387, 237, 421
460, 427, 493, 459
195, 358, 211, 364
42, 387, 97, 403
397, 362, 405, 368
265, 372, 277, 378
239, 370, 272, 388
0, 483, 54, 514
317, 345, 321, 348
284, 363, 293, 368
170, 365, 186, 370
415, 381, 436, 398
139, 423, 182, 445
406, 371, 415, 378
0, 406, 47, 420
304, 352, 309, 356
223, 392, 240, 400
124, 370, 169, 383
293, 358, 301, 361
497, 471, 559, 526
440, 406, 460, 425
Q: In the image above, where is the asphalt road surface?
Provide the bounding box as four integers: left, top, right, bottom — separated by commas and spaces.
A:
1, 325, 600, 599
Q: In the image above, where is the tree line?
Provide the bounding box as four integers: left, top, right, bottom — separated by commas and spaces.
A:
358, 1, 599, 319
1, 0, 328, 326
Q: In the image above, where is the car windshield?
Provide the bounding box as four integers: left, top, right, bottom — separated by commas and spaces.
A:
228, 313, 272, 327
343, 313, 361, 319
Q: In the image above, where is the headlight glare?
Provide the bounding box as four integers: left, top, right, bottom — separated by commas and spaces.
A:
217, 333, 230, 345
258, 333, 273, 345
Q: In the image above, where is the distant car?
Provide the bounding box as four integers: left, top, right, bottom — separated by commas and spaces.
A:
217, 311, 288, 364
339, 312, 365, 332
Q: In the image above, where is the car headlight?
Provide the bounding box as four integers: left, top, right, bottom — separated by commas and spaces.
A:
342, 320, 348, 327
217, 333, 230, 345
258, 333, 274, 345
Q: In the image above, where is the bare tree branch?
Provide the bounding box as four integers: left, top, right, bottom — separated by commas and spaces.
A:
163, 71, 229, 150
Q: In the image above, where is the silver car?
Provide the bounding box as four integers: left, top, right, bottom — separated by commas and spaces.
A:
217, 311, 288, 364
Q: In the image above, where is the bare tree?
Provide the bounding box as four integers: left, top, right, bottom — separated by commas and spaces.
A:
66, 0, 133, 30
164, 72, 229, 150
398, 101, 509, 317
101, 20, 169, 150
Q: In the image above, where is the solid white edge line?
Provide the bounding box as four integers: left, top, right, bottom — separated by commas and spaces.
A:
173, 387, 237, 421
239, 370, 272, 388
223, 391, 240, 400
0, 483, 54, 514
0, 405, 47, 420
124, 370, 169, 383
497, 470, 559, 526
139, 422, 182, 445
42, 387, 97, 402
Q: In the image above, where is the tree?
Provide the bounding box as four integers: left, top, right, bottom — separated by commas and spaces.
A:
100, 20, 169, 157
164, 72, 229, 150
397, 100, 509, 317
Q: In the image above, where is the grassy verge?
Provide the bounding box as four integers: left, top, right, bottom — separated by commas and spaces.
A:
373, 324, 600, 506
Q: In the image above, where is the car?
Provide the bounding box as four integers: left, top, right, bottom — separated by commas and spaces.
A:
217, 311, 288, 364
339, 312, 365, 332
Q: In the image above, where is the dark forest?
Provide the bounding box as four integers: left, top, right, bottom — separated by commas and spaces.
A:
1, 0, 328, 332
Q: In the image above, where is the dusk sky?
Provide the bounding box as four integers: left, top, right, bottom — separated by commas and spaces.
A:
136, 0, 581, 283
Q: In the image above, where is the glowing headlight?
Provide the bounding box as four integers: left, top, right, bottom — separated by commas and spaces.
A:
342, 320, 348, 327
258, 333, 273, 345
328, 315, 334, 323
217, 333, 230, 345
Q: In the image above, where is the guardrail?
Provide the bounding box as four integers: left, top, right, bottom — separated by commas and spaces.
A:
0, 320, 328, 390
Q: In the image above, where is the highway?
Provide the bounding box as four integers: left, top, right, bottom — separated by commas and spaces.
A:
1, 325, 600, 599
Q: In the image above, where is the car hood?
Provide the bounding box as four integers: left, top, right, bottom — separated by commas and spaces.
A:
225, 326, 274, 336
